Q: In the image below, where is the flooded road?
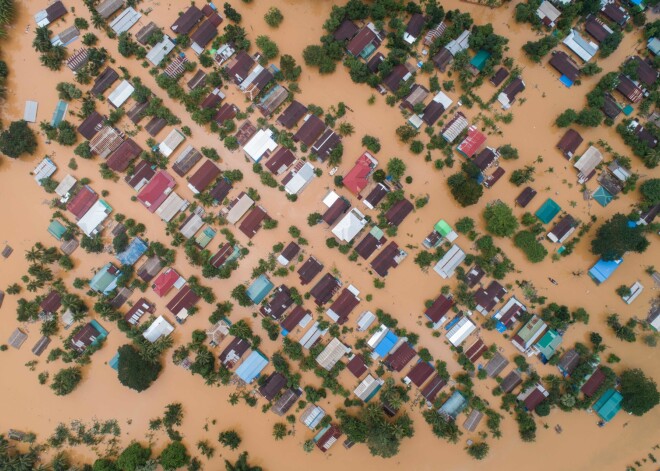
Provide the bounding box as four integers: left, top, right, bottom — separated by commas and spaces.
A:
0, 0, 658, 469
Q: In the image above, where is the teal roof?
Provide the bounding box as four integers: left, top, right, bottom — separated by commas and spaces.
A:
470, 50, 491, 71
48, 220, 67, 240
535, 198, 561, 224
536, 330, 562, 360
246, 275, 274, 304
89, 263, 121, 295
195, 227, 216, 248
439, 391, 468, 419
594, 388, 622, 422
593, 187, 613, 207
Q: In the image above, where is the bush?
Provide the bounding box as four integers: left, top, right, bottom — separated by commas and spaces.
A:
256, 35, 279, 59
51, 367, 82, 396
117, 442, 151, 471
620, 368, 659, 416
159, 441, 189, 470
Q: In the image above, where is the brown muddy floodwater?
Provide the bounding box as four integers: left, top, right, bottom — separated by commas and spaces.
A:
0, 0, 658, 470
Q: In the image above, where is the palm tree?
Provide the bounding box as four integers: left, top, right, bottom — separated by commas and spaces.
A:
25, 247, 42, 263
225, 452, 262, 471
338, 122, 355, 137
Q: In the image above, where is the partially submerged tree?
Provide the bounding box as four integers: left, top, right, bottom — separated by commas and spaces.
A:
0, 120, 38, 158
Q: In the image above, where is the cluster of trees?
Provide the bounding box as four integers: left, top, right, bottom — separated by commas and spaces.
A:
590, 214, 649, 260
617, 119, 660, 168
523, 35, 559, 62
447, 162, 483, 207
32, 26, 66, 70
0, 120, 37, 158
514, 230, 547, 262
117, 344, 162, 392
40, 120, 78, 146
555, 107, 603, 128
483, 201, 518, 237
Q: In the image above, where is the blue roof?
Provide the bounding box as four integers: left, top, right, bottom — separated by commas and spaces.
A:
109, 352, 120, 370
246, 275, 274, 304
588, 258, 623, 285
374, 331, 398, 357
439, 391, 468, 419
116, 237, 148, 266
235, 350, 269, 383
535, 198, 561, 224
594, 389, 623, 422
470, 50, 491, 71
560, 75, 574, 87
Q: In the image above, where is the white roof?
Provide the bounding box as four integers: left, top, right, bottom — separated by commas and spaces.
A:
623, 282, 643, 304
357, 311, 376, 331
299, 321, 328, 350
159, 129, 185, 157
155, 192, 186, 222
77, 200, 112, 236
536, 1, 561, 22
239, 64, 265, 91
285, 162, 315, 195
433, 91, 453, 109
142, 315, 174, 343
108, 80, 135, 108
34, 158, 57, 184
332, 208, 367, 242
316, 337, 350, 370
109, 7, 142, 34
322, 190, 340, 208
354, 375, 384, 400
243, 129, 277, 162
367, 324, 389, 349
408, 114, 423, 129
446, 30, 470, 56
180, 214, 203, 239
446, 317, 476, 347
574, 145, 603, 175
24, 101, 38, 122
226, 194, 254, 224
433, 244, 466, 278
563, 29, 598, 62
55, 174, 77, 197
146, 36, 176, 66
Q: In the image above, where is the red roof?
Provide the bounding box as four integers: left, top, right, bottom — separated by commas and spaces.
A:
210, 243, 234, 268
346, 354, 368, 378
581, 367, 606, 397
152, 268, 180, 297
386, 343, 417, 372
188, 159, 220, 193
166, 284, 200, 316
343, 152, 376, 196
424, 295, 453, 323
421, 374, 447, 402
457, 126, 487, 158
280, 305, 310, 332
465, 338, 488, 363
67, 186, 98, 220
327, 288, 360, 325
137, 170, 176, 212
406, 361, 434, 387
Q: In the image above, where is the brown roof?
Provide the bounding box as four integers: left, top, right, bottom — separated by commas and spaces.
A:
549, 214, 576, 241
171, 5, 204, 34
500, 370, 522, 393
236, 120, 257, 146
549, 51, 580, 82
280, 305, 310, 332
238, 206, 268, 239
465, 265, 485, 288
127, 100, 149, 124
346, 354, 367, 378
106, 138, 143, 172
465, 338, 487, 363
363, 183, 389, 209
137, 256, 162, 282
347, 25, 379, 56
187, 69, 207, 90
632, 56, 658, 87
214, 103, 239, 124
277, 101, 308, 129
124, 297, 156, 324
71, 322, 101, 352
584, 15, 612, 43
424, 294, 453, 323
601, 3, 628, 25
190, 20, 218, 49
209, 178, 233, 203
40, 291, 62, 314
135, 21, 159, 44
406, 361, 434, 387
315, 424, 342, 452
219, 337, 250, 367
334, 19, 359, 41
209, 243, 235, 268
188, 159, 220, 193
322, 198, 350, 225
490, 67, 509, 86
298, 257, 323, 285
556, 129, 583, 159
421, 374, 447, 402
473, 147, 497, 171
355, 231, 386, 260
366, 52, 385, 73
370, 241, 402, 277
515, 187, 537, 208
474, 281, 506, 313
422, 100, 446, 126
172, 146, 202, 176
383, 64, 411, 92
405, 13, 425, 38
78, 111, 104, 140
166, 285, 200, 316
259, 285, 294, 321
311, 129, 341, 161
200, 88, 225, 110
294, 114, 326, 146
432, 47, 453, 72
145, 117, 167, 137
280, 242, 300, 263
91, 67, 119, 95
616, 74, 643, 102
499, 301, 525, 327
385, 198, 414, 226
501, 77, 525, 102
310, 273, 340, 305
259, 372, 287, 401
581, 367, 606, 397
225, 51, 256, 84
327, 288, 360, 324
265, 147, 296, 175
522, 386, 547, 411
125, 160, 156, 191
386, 343, 416, 372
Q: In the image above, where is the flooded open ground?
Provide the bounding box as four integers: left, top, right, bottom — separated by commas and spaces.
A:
0, 0, 658, 469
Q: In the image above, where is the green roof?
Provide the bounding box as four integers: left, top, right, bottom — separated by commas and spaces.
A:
48, 220, 67, 240
369, 226, 384, 240
434, 220, 453, 237
536, 330, 562, 360
535, 198, 561, 224
515, 315, 546, 343
470, 50, 491, 71
594, 389, 622, 422
89, 263, 121, 295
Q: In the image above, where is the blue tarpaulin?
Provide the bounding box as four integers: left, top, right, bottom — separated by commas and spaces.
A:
246, 275, 274, 304
374, 331, 398, 357
560, 75, 573, 88
116, 237, 148, 266
593, 187, 614, 207
588, 258, 623, 285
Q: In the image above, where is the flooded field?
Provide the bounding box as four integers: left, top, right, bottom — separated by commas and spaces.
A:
0, 0, 658, 470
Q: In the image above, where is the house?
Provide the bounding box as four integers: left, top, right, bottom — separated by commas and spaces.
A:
187, 69, 207, 90
432, 47, 453, 72
446, 317, 477, 347
516, 187, 537, 208
301, 404, 326, 430
298, 257, 324, 285
190, 20, 218, 55
293, 114, 326, 146
258, 85, 289, 117
404, 361, 434, 387
143, 315, 174, 343
219, 337, 250, 368
557, 349, 580, 376
67, 186, 98, 220
549, 50, 580, 83
124, 298, 155, 325
490, 67, 509, 86
109, 7, 142, 35
90, 263, 121, 295
34, 1, 67, 27
347, 354, 368, 378
484, 352, 509, 378
209, 243, 240, 269
354, 375, 384, 402
601, 2, 629, 26
346, 23, 381, 58
299, 321, 329, 349
585, 15, 613, 43
40, 291, 62, 315
24, 100, 38, 123
616, 75, 643, 103
563, 29, 598, 62
71, 321, 104, 352
209, 178, 233, 204
239, 206, 269, 239
402, 84, 429, 111
326, 286, 360, 324
343, 152, 378, 196
310, 273, 341, 305
581, 367, 607, 396
179, 214, 204, 239
649, 36, 660, 55
167, 285, 200, 321
159, 129, 186, 157
535, 198, 562, 224
33, 157, 57, 186
422, 91, 453, 126
424, 22, 447, 45
225, 51, 256, 84
628, 120, 658, 148
206, 319, 230, 347
621, 281, 644, 304
557, 129, 583, 159
439, 391, 468, 419
316, 338, 350, 370
332, 208, 367, 243
386, 342, 417, 372
473, 147, 499, 171
235, 351, 269, 384
493, 296, 527, 329
246, 275, 274, 304
96, 0, 123, 19
106, 139, 142, 172
511, 315, 547, 352
433, 244, 466, 279
356, 311, 376, 332
484, 167, 506, 188
548, 214, 577, 243
355, 226, 387, 260
48, 220, 67, 241
424, 294, 453, 329
334, 18, 359, 41
475, 281, 507, 315
260, 285, 294, 321
108, 80, 135, 108
172, 145, 203, 176
441, 112, 469, 142
272, 388, 301, 415
385, 199, 414, 227
146, 36, 176, 66
127, 101, 149, 124
314, 424, 342, 452
277, 101, 308, 129
171, 5, 204, 34
188, 160, 220, 194
155, 192, 187, 222
403, 13, 425, 43
32, 336, 51, 356
631, 56, 658, 88
463, 409, 484, 432
311, 129, 341, 161
277, 242, 300, 266
322, 192, 350, 225
589, 257, 623, 284
116, 237, 148, 266
446, 30, 471, 56
200, 87, 225, 110
137, 170, 176, 212
498, 77, 525, 109
363, 183, 390, 210
244, 129, 277, 163
239, 65, 274, 99
55, 174, 76, 199
135, 21, 159, 44
66, 48, 89, 73
214, 43, 237, 65
77, 200, 112, 236
259, 372, 287, 401
535, 329, 563, 362
517, 384, 549, 411
225, 192, 254, 224
594, 389, 623, 422
371, 242, 406, 277
91, 67, 119, 96
283, 162, 316, 195
280, 306, 312, 335
421, 375, 447, 403
90, 126, 123, 158
574, 146, 603, 183
536, 1, 561, 27
383, 64, 412, 93
152, 268, 184, 297
501, 370, 523, 393
164, 55, 189, 79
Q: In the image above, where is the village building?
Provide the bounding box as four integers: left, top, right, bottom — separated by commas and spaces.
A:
574, 145, 603, 183
166, 284, 200, 322
293, 114, 326, 147
557, 128, 583, 159
235, 351, 269, 384
326, 286, 361, 325
147, 36, 176, 66
152, 268, 185, 297
187, 160, 220, 194
589, 257, 623, 284
206, 319, 230, 347
239, 206, 269, 239
424, 22, 446, 45
225, 51, 256, 84
518, 383, 549, 411
594, 389, 623, 422
447, 30, 471, 56
190, 20, 218, 55
66, 48, 89, 73
515, 187, 537, 208
356, 312, 376, 332
585, 15, 613, 43
164, 55, 189, 79
155, 192, 187, 222
512, 315, 547, 352
536, 1, 561, 26
298, 257, 323, 285
403, 13, 425, 43
422, 91, 453, 126
385, 198, 414, 227
127, 101, 149, 124
446, 317, 477, 347
421, 375, 447, 403
581, 367, 607, 397
89, 263, 121, 295
557, 349, 581, 377
225, 192, 255, 225
158, 129, 186, 157
283, 161, 316, 195
354, 375, 384, 402
135, 21, 158, 44
277, 242, 300, 267
631, 56, 659, 87
498, 77, 525, 109
404, 361, 434, 388
34, 1, 67, 27
563, 29, 598, 62
91, 67, 119, 96
439, 391, 468, 419
484, 352, 509, 378
475, 281, 507, 315
40, 291, 61, 316
424, 294, 453, 329
258, 373, 287, 401
401, 84, 429, 111
616, 74, 644, 103
534, 329, 563, 362
493, 296, 527, 329
109, 7, 141, 35
465, 338, 488, 363
355, 226, 387, 260
116, 237, 148, 266
67, 186, 98, 220
187, 69, 207, 90
433, 244, 466, 279
108, 80, 135, 108
458, 125, 487, 158
244, 129, 278, 163
258, 84, 289, 117
143, 315, 174, 343
300, 404, 326, 430
347, 354, 368, 378
33, 158, 56, 186
343, 152, 378, 196
77, 200, 112, 237
299, 321, 329, 350
316, 337, 350, 370
7, 329, 27, 349
601, 2, 629, 26
322, 191, 350, 225
138, 170, 176, 212
500, 370, 523, 393
441, 112, 469, 142
71, 321, 106, 352
124, 298, 155, 325
172, 145, 203, 176
490, 67, 509, 87
622, 281, 644, 304
264, 147, 295, 175
260, 285, 294, 321
55, 174, 77, 199
246, 275, 274, 304
310, 273, 341, 305
383, 63, 413, 93
363, 183, 390, 210
280, 306, 312, 336
385, 342, 417, 372
473, 147, 499, 172
311, 129, 341, 161
370, 241, 406, 277
171, 5, 204, 34
106, 139, 142, 172
332, 208, 368, 243
277, 101, 308, 129
346, 23, 382, 58
179, 214, 204, 240
209, 178, 233, 204
219, 337, 250, 368
549, 50, 581, 83
547, 214, 577, 243
89, 126, 123, 158
209, 243, 240, 269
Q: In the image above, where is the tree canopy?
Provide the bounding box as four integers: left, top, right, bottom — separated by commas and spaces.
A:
590, 214, 649, 261
117, 442, 151, 471
117, 344, 162, 392
620, 368, 659, 416
447, 172, 483, 207
0, 120, 38, 158
159, 441, 189, 470
483, 202, 519, 237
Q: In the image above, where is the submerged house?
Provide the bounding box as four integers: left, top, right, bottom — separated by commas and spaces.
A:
511, 315, 547, 352
138, 170, 176, 212
235, 351, 269, 384
574, 146, 603, 183
547, 214, 577, 243
433, 244, 466, 279
89, 263, 122, 295
326, 286, 361, 325
343, 152, 378, 196
71, 321, 106, 353
557, 128, 583, 159
424, 294, 453, 329
346, 23, 382, 58
563, 29, 598, 62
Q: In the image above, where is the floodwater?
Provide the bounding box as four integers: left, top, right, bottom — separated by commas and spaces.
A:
0, 0, 658, 470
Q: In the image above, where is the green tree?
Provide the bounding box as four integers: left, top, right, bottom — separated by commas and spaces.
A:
590, 214, 649, 260
447, 173, 483, 207
555, 109, 578, 127
0, 120, 38, 158
483, 202, 518, 237
466, 442, 489, 460
620, 368, 659, 416
224, 452, 262, 471
640, 178, 660, 206
387, 157, 406, 181
159, 441, 189, 470
264, 7, 283, 27
218, 430, 242, 450
255, 35, 279, 59
51, 367, 82, 396
92, 459, 118, 471
117, 442, 151, 471
117, 344, 162, 392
